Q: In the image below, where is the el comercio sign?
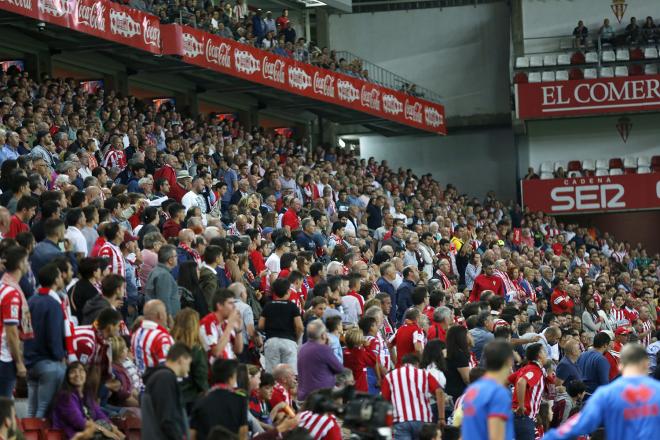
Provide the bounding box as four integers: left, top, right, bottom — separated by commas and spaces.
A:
515, 75, 660, 119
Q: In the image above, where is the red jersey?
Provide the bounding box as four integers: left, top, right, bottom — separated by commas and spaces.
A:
390, 321, 425, 367
347, 291, 364, 315
270, 382, 292, 409
423, 306, 435, 323
282, 208, 300, 231
343, 346, 377, 393
6, 215, 28, 239
470, 274, 504, 302
97, 241, 125, 277
550, 289, 574, 315
0, 283, 23, 362
382, 364, 440, 423
427, 322, 447, 343
510, 361, 546, 419
130, 319, 174, 375
622, 306, 639, 324
199, 312, 236, 363
298, 410, 342, 440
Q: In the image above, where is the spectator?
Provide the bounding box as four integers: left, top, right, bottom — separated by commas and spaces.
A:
445, 324, 472, 401
576, 331, 611, 394
642, 16, 657, 42
382, 354, 445, 439
141, 343, 192, 440
297, 319, 343, 401
396, 266, 418, 323
144, 244, 180, 317
24, 263, 67, 417
0, 246, 31, 397
391, 308, 425, 368
199, 288, 243, 363
625, 16, 641, 43
191, 358, 249, 440
470, 311, 495, 361
259, 278, 303, 373
573, 20, 589, 49
0, 397, 17, 440
7, 195, 37, 239
511, 343, 550, 440
82, 274, 125, 325
131, 299, 175, 376
171, 308, 208, 413
556, 338, 581, 385
51, 361, 124, 439
30, 218, 66, 275
599, 18, 616, 45
552, 380, 587, 426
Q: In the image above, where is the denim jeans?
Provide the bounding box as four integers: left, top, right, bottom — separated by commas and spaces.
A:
0, 361, 16, 398
514, 414, 536, 440
366, 367, 379, 395
393, 421, 424, 440
27, 359, 66, 417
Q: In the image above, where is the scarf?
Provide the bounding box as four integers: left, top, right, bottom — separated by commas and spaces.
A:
179, 243, 201, 265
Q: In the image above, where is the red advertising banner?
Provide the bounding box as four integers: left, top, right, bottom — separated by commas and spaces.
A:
168, 25, 446, 134
0, 0, 162, 54
521, 173, 660, 214
515, 75, 660, 120
0, 3, 445, 134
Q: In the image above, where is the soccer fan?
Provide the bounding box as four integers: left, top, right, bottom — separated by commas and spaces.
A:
382, 354, 445, 439
131, 299, 175, 376
297, 389, 343, 440
390, 307, 425, 367
576, 331, 612, 394
200, 288, 244, 363
544, 344, 660, 440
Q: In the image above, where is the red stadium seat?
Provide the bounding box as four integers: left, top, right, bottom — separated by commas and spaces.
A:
45, 430, 65, 440
20, 418, 50, 432
22, 432, 41, 440
629, 47, 644, 60
567, 160, 582, 172
609, 158, 623, 169
513, 72, 528, 84
652, 155, 660, 171
628, 64, 643, 76
568, 68, 584, 80
570, 52, 585, 64
624, 167, 636, 174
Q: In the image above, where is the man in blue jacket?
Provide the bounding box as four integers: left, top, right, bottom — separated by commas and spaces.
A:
24, 263, 66, 417
544, 343, 660, 440
396, 266, 418, 324
376, 262, 398, 324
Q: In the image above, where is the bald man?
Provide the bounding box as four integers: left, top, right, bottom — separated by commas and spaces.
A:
131, 300, 174, 376
556, 338, 582, 386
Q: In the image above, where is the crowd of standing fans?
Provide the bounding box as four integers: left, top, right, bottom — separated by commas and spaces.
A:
0, 64, 659, 440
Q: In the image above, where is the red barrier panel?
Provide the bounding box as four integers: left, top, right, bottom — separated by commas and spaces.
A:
521, 174, 660, 214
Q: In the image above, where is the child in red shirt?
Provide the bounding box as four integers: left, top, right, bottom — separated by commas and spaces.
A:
343, 327, 377, 393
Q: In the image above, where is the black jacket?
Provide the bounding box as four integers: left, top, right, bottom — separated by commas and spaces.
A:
81, 295, 111, 325
141, 365, 189, 440
70, 278, 100, 323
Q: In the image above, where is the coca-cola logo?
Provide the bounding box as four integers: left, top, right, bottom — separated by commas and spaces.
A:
205, 39, 231, 68
313, 72, 335, 98
71, 0, 106, 32
381, 93, 403, 115
404, 99, 423, 123
234, 50, 260, 75
38, 0, 66, 17
262, 56, 285, 84
182, 33, 203, 58
288, 66, 311, 91
424, 106, 443, 128
109, 8, 141, 38
0, 0, 32, 11
360, 85, 381, 111
143, 19, 160, 48
337, 79, 359, 103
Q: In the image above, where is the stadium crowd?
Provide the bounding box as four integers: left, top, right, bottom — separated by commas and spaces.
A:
0, 64, 659, 440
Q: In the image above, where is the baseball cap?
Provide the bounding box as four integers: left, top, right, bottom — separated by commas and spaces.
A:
615, 327, 631, 336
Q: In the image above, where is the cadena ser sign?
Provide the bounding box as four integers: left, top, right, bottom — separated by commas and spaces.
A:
515, 75, 660, 119
521, 174, 660, 214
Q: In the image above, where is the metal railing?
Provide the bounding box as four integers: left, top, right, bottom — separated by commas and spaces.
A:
334, 50, 443, 102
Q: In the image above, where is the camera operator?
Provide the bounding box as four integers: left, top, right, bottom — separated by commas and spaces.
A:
297, 389, 343, 440
382, 353, 445, 440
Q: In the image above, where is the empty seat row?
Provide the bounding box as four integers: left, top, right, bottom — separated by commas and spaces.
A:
515, 46, 659, 68
514, 64, 658, 83
538, 156, 660, 179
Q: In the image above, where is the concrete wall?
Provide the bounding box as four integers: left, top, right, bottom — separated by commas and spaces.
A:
357, 128, 517, 200
519, 113, 660, 173
328, 3, 511, 117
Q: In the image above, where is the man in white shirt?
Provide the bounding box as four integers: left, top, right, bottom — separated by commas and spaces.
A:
181, 176, 207, 216
265, 237, 291, 284
65, 207, 88, 258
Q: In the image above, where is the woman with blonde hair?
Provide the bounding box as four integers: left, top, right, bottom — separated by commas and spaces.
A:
171, 308, 208, 412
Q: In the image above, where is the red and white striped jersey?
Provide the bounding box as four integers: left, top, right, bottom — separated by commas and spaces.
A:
369, 332, 391, 371
298, 410, 342, 440
623, 306, 639, 324
199, 312, 236, 363
511, 361, 546, 419
381, 364, 440, 423
102, 148, 127, 170
640, 319, 654, 347
70, 325, 97, 365
0, 283, 22, 362
97, 241, 125, 277
609, 308, 629, 328
131, 319, 174, 375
